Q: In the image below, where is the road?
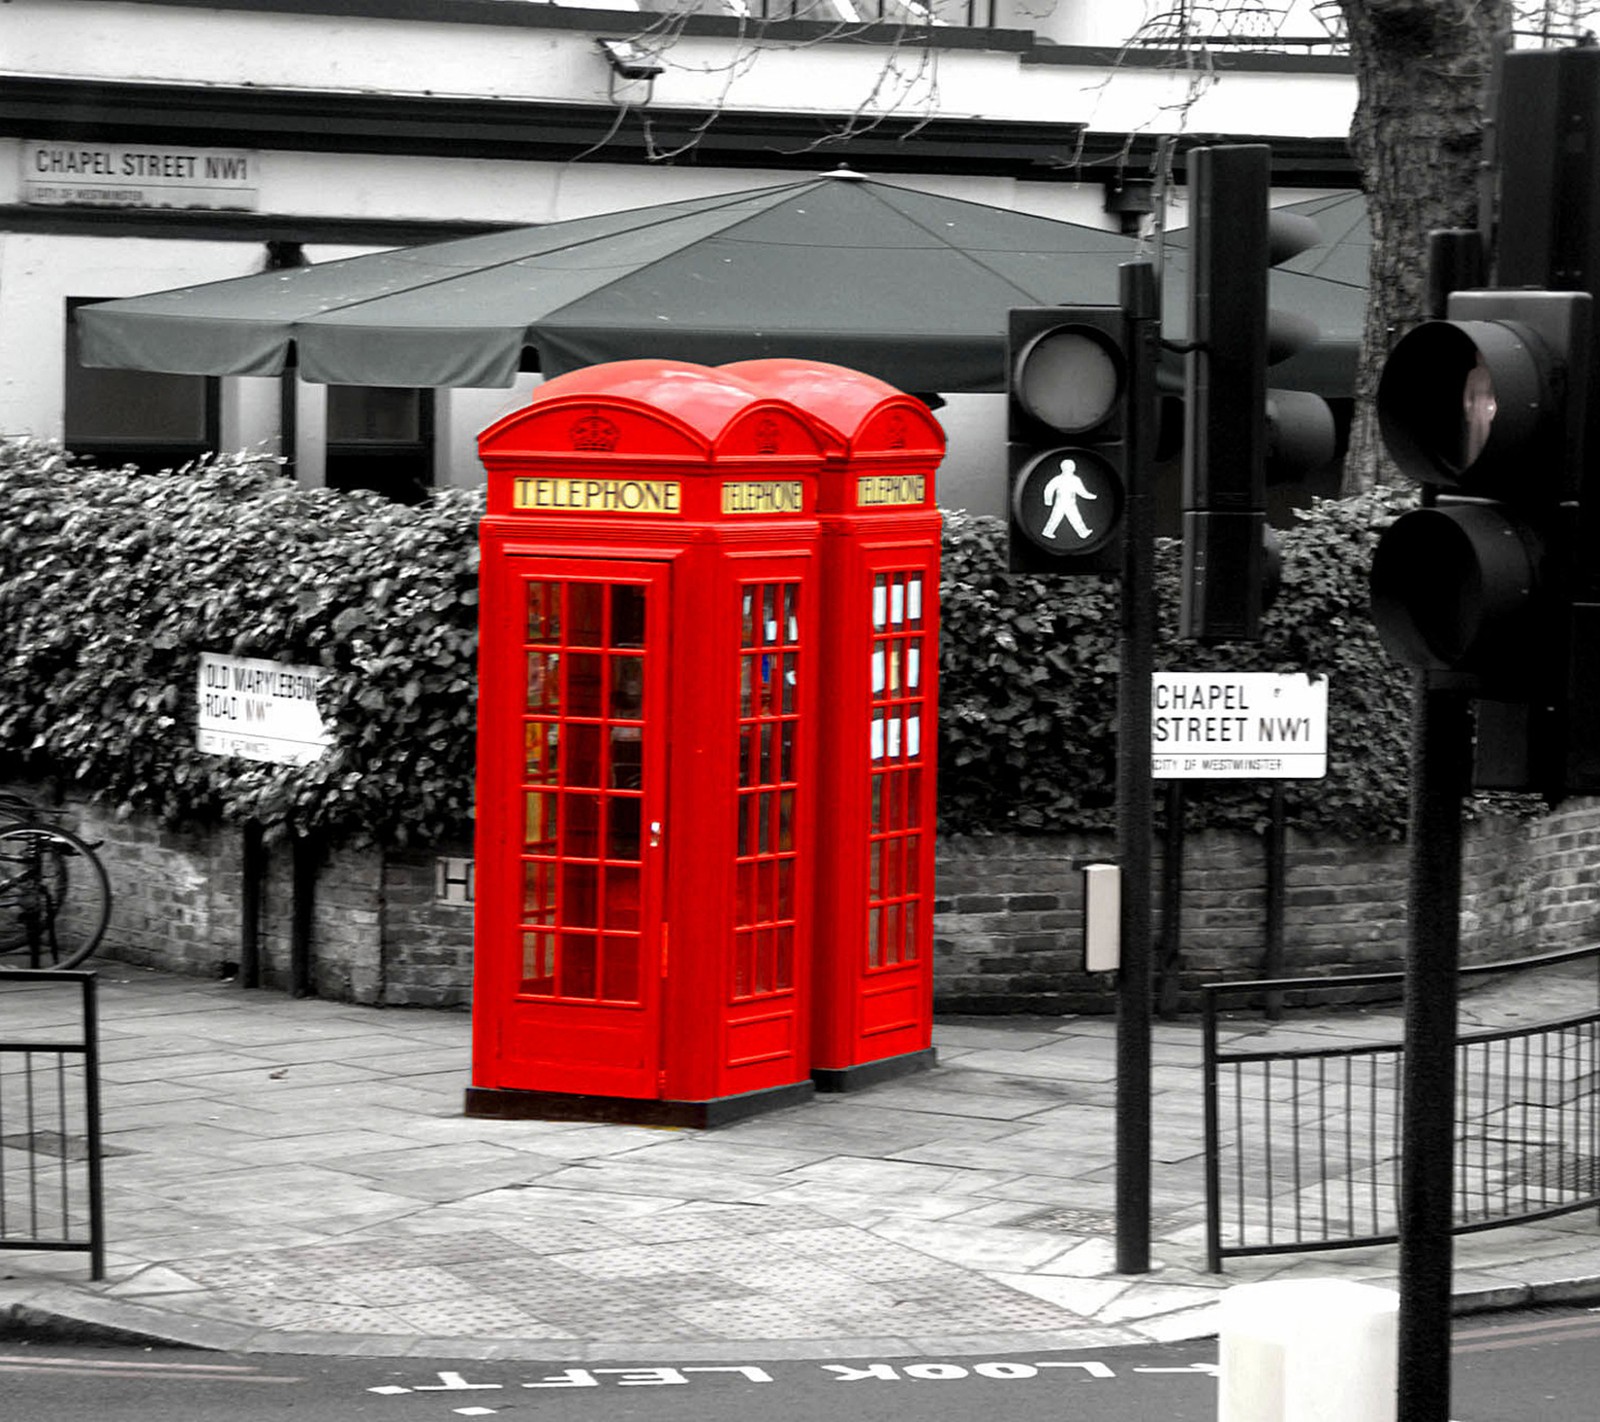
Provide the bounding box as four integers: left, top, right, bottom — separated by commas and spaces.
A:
3, 1308, 1596, 1421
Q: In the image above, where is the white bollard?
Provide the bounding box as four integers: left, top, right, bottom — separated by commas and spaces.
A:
1217, 1279, 1398, 1422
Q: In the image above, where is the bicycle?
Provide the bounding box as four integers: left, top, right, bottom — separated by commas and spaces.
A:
0, 793, 112, 969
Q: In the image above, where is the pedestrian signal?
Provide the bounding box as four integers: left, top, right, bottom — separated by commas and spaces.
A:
1006, 308, 1127, 576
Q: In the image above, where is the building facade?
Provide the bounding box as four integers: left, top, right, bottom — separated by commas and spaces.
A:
1, 0, 1356, 506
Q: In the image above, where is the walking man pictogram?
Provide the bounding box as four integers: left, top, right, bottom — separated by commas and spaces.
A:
1040, 457, 1098, 542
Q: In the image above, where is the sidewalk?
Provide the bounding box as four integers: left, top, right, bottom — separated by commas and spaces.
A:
3, 962, 1600, 1361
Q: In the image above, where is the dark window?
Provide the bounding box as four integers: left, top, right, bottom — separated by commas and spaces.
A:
325, 385, 435, 504
64, 298, 218, 473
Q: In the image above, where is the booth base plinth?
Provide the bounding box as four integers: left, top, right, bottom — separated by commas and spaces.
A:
463, 1079, 815, 1129
811, 1046, 937, 1093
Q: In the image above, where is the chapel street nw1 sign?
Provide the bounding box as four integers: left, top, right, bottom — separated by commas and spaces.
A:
196, 653, 331, 766
1151, 672, 1327, 780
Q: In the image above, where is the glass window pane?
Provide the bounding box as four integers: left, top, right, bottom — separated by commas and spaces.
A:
607, 794, 641, 862
612, 584, 647, 648
524, 721, 559, 782
561, 863, 599, 928
569, 584, 605, 646
523, 790, 556, 848
775, 925, 794, 991
521, 861, 557, 922
610, 655, 644, 719
327, 385, 421, 442
521, 931, 555, 994
526, 651, 560, 712
738, 727, 755, 789
741, 588, 757, 648
566, 652, 604, 718
610, 726, 642, 790
561, 932, 597, 998
65, 363, 212, 442
601, 935, 640, 1003
527, 581, 561, 642
737, 860, 759, 927
565, 793, 601, 860
565, 723, 603, 787
783, 584, 800, 643
605, 866, 641, 931
762, 585, 778, 645
734, 930, 753, 997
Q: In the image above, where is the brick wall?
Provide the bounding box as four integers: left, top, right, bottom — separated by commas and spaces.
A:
933, 809, 1600, 1013
11, 783, 1600, 1013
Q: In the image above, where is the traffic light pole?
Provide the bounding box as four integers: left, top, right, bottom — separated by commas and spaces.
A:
1394, 226, 1485, 1422
1115, 260, 1159, 1275
1396, 681, 1470, 1422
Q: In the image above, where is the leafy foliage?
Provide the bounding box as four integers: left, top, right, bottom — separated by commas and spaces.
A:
0, 439, 1424, 847
939, 487, 1421, 840
0, 441, 480, 846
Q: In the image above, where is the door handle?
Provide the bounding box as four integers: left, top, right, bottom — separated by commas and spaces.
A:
648, 820, 663, 850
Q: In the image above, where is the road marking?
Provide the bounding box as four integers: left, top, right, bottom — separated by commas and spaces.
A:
1454, 1322, 1600, 1354
0, 1363, 300, 1383
0, 1354, 268, 1374
0, 1354, 298, 1383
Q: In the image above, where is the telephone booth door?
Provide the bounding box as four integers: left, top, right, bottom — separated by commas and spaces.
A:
856, 558, 939, 1068
478, 555, 670, 1101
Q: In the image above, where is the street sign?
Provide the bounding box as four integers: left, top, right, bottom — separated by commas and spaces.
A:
1151, 672, 1327, 779
196, 652, 331, 766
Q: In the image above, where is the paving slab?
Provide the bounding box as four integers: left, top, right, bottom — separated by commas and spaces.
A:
3, 961, 1600, 1360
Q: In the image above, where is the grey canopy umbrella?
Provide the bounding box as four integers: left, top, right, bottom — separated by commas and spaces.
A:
77, 171, 1364, 395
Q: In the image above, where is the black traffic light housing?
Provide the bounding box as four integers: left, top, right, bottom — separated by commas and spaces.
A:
1180, 144, 1336, 642
1371, 289, 1593, 795
1006, 306, 1127, 576
1369, 43, 1600, 800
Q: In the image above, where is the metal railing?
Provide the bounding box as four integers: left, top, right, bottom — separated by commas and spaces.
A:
1203, 946, 1600, 1272
0, 970, 105, 1279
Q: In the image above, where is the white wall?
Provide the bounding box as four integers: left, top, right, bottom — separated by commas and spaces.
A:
5, 2, 1353, 140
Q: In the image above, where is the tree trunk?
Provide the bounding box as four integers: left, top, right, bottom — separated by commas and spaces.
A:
1338, 0, 1511, 492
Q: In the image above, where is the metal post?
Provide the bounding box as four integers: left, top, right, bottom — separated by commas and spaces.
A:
240, 819, 264, 990
1396, 682, 1470, 1422
1115, 259, 1159, 1274
80, 973, 105, 1281
1264, 782, 1287, 1020
1157, 781, 1185, 1019
289, 833, 316, 999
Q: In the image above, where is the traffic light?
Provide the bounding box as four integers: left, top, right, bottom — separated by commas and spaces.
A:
1006, 306, 1127, 576
1369, 44, 1600, 799
1180, 145, 1336, 642
1371, 290, 1597, 794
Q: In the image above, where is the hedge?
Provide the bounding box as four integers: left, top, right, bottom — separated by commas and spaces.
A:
0, 439, 1423, 847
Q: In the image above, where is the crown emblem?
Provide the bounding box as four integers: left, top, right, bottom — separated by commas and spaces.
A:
753, 417, 782, 455
570, 414, 621, 452
885, 413, 908, 449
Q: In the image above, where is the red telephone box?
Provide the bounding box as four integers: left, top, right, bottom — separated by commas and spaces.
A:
466, 361, 828, 1126
724, 361, 944, 1090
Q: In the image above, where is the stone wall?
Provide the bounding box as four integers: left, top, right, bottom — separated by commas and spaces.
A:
11, 783, 1600, 1013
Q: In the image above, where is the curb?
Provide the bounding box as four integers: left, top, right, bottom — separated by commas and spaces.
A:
7, 1275, 1600, 1359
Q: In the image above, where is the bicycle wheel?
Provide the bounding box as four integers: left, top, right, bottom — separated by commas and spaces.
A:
0, 822, 111, 969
